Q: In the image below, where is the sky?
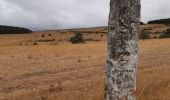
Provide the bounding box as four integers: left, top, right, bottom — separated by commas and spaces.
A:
0, 0, 170, 30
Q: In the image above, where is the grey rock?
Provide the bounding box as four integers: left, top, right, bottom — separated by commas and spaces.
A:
105, 0, 141, 100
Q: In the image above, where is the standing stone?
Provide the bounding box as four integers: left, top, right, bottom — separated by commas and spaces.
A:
105, 0, 141, 100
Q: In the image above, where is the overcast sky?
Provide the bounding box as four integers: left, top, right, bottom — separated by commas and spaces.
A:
0, 0, 170, 30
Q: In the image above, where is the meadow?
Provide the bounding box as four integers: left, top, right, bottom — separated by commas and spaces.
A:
0, 31, 170, 100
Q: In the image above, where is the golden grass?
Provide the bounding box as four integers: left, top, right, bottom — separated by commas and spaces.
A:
137, 39, 170, 100
0, 34, 170, 100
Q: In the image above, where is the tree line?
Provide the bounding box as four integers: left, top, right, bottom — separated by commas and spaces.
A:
148, 18, 170, 24
0, 25, 32, 34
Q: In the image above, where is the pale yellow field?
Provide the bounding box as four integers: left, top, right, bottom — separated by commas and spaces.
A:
0, 33, 170, 100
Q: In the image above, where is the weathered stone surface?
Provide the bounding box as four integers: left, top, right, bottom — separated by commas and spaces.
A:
105, 0, 141, 100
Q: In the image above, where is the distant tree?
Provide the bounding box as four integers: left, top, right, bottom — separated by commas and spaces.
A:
148, 18, 170, 24
0, 25, 32, 34
69, 32, 85, 44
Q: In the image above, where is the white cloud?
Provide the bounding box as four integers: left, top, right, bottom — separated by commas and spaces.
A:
141, 0, 170, 22
0, 0, 109, 30
0, 0, 170, 30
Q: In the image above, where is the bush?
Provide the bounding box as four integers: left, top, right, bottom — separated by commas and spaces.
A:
33, 42, 38, 45
42, 34, 45, 38
140, 32, 150, 40
25, 43, 28, 46
38, 39, 55, 42
69, 32, 85, 44
48, 33, 52, 36
160, 28, 170, 38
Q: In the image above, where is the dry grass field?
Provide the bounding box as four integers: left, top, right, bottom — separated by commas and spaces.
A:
0, 31, 170, 100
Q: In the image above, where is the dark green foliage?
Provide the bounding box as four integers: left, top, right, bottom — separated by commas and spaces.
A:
148, 18, 170, 24
0, 25, 32, 34
140, 32, 150, 40
159, 28, 170, 38
69, 32, 85, 44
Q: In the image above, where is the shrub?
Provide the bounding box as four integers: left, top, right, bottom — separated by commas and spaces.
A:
48, 33, 52, 36
33, 42, 38, 45
140, 32, 150, 40
38, 39, 55, 42
42, 34, 45, 38
160, 28, 170, 38
69, 32, 85, 44
19, 43, 22, 46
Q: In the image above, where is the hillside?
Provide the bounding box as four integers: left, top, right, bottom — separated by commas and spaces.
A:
148, 18, 170, 24
0, 25, 32, 34
0, 23, 170, 99
35, 24, 170, 41
0, 33, 170, 99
